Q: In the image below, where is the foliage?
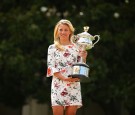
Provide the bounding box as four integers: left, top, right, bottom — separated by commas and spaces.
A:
0, 0, 135, 115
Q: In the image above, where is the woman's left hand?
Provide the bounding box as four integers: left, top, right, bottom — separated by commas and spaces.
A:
79, 50, 88, 61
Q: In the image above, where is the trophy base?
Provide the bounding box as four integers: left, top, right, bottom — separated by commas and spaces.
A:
68, 74, 87, 78
68, 63, 90, 83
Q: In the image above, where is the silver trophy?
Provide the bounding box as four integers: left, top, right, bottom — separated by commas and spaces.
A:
69, 26, 100, 81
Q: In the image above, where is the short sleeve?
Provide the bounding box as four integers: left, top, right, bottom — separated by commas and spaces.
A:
46, 45, 59, 77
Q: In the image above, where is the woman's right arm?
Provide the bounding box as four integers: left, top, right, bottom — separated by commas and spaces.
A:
54, 72, 80, 82
53, 72, 66, 80
47, 45, 59, 77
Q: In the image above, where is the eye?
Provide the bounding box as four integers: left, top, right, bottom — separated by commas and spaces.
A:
58, 28, 63, 32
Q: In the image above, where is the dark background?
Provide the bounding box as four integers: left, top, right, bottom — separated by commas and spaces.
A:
0, 0, 135, 115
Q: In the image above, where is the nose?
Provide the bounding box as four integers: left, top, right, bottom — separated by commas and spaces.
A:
61, 30, 65, 34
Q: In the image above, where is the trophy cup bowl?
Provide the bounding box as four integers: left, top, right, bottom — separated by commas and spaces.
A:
69, 26, 100, 82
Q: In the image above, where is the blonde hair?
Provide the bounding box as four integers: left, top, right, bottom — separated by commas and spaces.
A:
54, 19, 75, 50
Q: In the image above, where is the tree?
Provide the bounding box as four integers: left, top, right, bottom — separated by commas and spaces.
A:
0, 0, 135, 115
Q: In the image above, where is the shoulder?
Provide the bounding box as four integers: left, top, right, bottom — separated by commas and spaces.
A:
48, 44, 56, 49
48, 44, 59, 53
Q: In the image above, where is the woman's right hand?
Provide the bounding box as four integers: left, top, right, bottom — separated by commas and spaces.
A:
64, 77, 80, 82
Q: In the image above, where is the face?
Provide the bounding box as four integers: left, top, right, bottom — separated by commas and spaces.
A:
57, 24, 71, 41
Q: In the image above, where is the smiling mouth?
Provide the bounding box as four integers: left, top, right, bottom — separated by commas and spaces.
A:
61, 34, 65, 35
60, 35, 67, 38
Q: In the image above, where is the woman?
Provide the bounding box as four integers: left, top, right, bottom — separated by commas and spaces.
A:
47, 19, 87, 115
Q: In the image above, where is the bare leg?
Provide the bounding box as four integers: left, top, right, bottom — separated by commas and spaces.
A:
52, 106, 64, 115
65, 106, 78, 115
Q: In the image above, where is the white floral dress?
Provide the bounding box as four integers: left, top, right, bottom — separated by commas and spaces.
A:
47, 44, 82, 108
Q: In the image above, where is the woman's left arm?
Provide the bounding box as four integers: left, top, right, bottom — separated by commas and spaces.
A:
79, 50, 88, 63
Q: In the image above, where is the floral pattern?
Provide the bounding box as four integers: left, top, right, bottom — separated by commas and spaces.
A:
47, 44, 82, 108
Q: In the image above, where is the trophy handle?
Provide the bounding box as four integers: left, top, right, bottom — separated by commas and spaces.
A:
93, 35, 100, 46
